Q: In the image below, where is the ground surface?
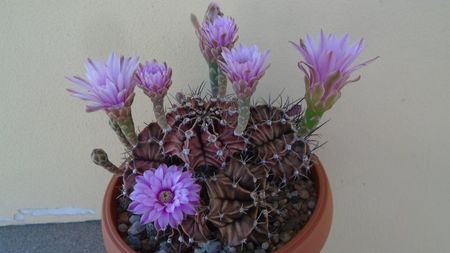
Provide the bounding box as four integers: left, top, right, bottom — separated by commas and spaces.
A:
0, 221, 106, 253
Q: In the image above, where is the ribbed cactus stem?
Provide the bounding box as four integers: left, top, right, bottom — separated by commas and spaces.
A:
114, 111, 138, 146
234, 96, 251, 136
150, 96, 171, 132
209, 62, 219, 97
108, 118, 132, 150
91, 149, 123, 175
217, 67, 227, 98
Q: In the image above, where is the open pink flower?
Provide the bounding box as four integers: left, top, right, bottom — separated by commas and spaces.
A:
67, 53, 139, 112
220, 43, 270, 98
291, 31, 378, 109
291, 31, 378, 130
128, 164, 201, 230
136, 60, 172, 97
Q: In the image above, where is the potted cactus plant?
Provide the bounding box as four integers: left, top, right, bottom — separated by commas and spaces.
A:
67, 2, 376, 253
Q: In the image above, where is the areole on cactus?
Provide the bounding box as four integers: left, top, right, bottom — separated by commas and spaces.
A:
68, 2, 375, 252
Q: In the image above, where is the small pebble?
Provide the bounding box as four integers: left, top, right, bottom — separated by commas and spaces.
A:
126, 235, 142, 250
261, 242, 270, 250
293, 203, 302, 210
118, 212, 129, 224
273, 201, 279, 209
128, 221, 145, 235
141, 239, 153, 252
300, 190, 310, 199
284, 217, 301, 231
280, 232, 292, 243
272, 233, 280, 244
129, 214, 141, 224
222, 246, 236, 253
119, 197, 131, 210
146, 223, 157, 238
157, 241, 175, 253
308, 200, 316, 210
118, 223, 128, 233
290, 195, 301, 204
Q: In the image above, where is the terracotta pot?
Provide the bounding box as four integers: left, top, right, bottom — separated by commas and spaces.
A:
101, 155, 333, 253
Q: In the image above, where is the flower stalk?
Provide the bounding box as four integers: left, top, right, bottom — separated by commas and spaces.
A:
235, 96, 251, 136
150, 95, 171, 132
218, 67, 227, 97
220, 43, 270, 136
136, 60, 173, 132
208, 62, 219, 97
108, 117, 132, 149
105, 94, 138, 146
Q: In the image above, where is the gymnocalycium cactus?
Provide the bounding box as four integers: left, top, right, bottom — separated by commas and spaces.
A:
67, 2, 376, 252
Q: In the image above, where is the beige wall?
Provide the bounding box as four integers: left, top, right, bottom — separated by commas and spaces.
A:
1, 0, 449, 252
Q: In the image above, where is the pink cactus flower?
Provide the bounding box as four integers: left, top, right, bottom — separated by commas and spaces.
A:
220, 43, 270, 98
128, 164, 201, 230
136, 60, 172, 97
192, 2, 238, 64
291, 31, 378, 110
199, 16, 238, 62
291, 31, 378, 130
67, 53, 139, 112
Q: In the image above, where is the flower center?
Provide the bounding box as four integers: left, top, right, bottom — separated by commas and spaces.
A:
158, 190, 174, 203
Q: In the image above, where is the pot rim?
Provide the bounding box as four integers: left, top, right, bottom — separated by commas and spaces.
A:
101, 155, 332, 252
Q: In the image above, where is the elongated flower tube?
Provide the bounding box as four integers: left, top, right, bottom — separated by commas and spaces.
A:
220, 43, 270, 136
191, 2, 238, 97
136, 60, 172, 132
128, 164, 201, 231
291, 31, 378, 132
67, 53, 139, 147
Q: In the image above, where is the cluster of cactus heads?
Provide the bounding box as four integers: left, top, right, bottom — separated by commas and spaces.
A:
103, 88, 314, 249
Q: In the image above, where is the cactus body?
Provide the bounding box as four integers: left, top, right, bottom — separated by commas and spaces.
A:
114, 94, 312, 250
163, 97, 246, 170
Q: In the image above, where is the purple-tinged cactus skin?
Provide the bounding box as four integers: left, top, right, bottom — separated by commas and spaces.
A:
67, 53, 140, 146
220, 43, 270, 136
291, 31, 378, 131
122, 122, 166, 195
121, 96, 312, 247
163, 96, 246, 170
192, 2, 238, 97
205, 157, 269, 246
128, 164, 201, 231
246, 104, 309, 180
136, 60, 173, 132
